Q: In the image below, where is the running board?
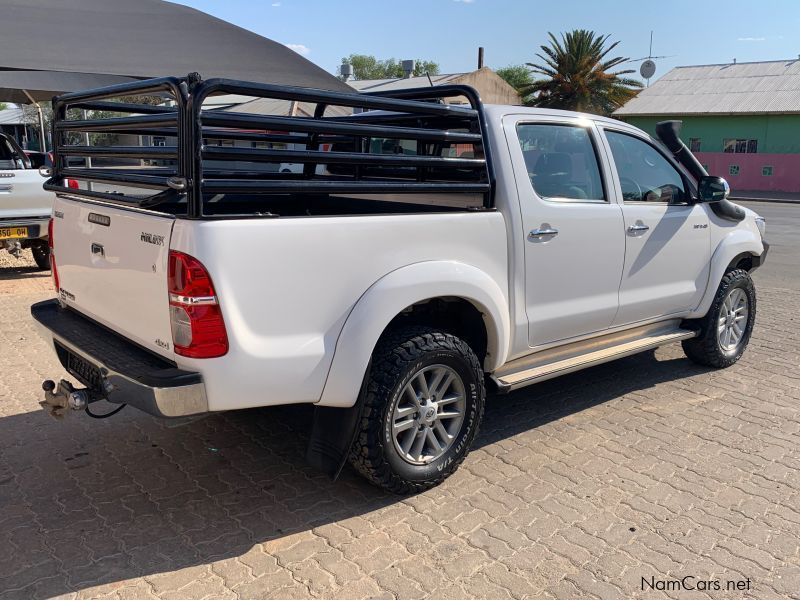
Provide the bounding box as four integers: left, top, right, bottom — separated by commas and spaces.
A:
492, 321, 697, 392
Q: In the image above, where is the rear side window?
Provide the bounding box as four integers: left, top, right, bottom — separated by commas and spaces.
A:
605, 130, 688, 204
516, 123, 606, 202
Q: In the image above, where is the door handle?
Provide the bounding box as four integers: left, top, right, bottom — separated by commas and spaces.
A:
529, 227, 559, 238
627, 224, 650, 233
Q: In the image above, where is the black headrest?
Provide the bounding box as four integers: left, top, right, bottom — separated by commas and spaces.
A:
533, 152, 572, 178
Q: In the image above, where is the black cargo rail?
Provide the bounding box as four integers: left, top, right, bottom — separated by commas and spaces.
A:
45, 74, 494, 217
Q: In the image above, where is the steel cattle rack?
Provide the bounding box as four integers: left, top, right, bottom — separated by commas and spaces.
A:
45, 74, 495, 218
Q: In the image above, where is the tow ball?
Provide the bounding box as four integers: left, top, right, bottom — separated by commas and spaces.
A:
40, 379, 95, 419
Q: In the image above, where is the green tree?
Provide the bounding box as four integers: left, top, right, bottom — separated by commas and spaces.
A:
496, 65, 533, 91
496, 65, 534, 103
342, 54, 440, 80
521, 30, 642, 115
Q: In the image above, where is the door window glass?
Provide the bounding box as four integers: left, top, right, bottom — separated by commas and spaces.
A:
605, 131, 688, 204
516, 123, 606, 202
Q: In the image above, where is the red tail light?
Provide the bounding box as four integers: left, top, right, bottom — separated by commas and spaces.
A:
66, 179, 79, 189
48, 217, 59, 292
168, 251, 228, 358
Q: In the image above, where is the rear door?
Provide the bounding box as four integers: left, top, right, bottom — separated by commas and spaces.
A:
505, 116, 625, 347
53, 197, 176, 359
600, 128, 711, 325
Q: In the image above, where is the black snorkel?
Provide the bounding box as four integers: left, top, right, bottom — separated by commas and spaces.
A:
656, 120, 745, 222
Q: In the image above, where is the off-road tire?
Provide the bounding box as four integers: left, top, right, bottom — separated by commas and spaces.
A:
682, 268, 756, 368
348, 327, 485, 494
31, 242, 51, 271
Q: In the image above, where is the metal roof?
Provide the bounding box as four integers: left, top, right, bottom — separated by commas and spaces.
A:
219, 97, 352, 118
614, 59, 800, 116
348, 73, 467, 93
0, 106, 26, 125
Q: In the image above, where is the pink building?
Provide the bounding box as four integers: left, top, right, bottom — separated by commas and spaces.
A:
615, 59, 800, 195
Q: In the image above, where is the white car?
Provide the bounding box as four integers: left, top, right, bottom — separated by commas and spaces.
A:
34, 76, 767, 493
0, 133, 54, 269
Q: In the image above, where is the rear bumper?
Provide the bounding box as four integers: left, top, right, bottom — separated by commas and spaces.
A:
31, 299, 208, 417
0, 216, 48, 240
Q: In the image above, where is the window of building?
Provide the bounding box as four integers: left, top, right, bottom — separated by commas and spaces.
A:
689, 138, 701, 152
729, 165, 740, 175
723, 138, 758, 154
762, 166, 773, 176
152, 136, 167, 147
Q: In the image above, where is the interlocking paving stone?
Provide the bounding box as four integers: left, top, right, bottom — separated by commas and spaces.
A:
0, 269, 798, 599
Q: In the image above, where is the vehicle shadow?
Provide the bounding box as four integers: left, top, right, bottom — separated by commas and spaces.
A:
0, 349, 712, 598
0, 265, 49, 281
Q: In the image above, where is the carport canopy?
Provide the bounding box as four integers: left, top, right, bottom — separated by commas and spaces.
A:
0, 0, 350, 149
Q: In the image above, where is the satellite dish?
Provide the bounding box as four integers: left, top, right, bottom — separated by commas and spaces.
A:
640, 59, 656, 80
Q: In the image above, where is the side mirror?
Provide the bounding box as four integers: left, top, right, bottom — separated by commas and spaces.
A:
698, 175, 730, 203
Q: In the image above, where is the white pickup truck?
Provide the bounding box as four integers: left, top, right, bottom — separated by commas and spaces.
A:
0, 132, 52, 268
34, 76, 767, 493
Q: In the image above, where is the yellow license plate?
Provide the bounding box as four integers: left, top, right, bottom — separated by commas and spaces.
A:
0, 227, 28, 240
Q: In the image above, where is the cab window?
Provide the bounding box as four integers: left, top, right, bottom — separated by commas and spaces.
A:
516, 123, 606, 202
605, 130, 688, 204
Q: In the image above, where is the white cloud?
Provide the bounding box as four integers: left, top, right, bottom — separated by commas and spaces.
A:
737, 37, 766, 42
285, 43, 311, 56
453, 0, 476, 3
272, 2, 281, 6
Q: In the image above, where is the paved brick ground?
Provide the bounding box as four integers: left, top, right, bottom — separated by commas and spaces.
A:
0, 264, 798, 599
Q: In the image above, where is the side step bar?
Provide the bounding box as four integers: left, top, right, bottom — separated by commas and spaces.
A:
492, 321, 697, 392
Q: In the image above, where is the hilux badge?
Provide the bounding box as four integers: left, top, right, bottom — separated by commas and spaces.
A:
140, 232, 165, 246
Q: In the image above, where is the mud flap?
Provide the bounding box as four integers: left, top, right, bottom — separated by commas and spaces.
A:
306, 369, 368, 480
305, 403, 364, 480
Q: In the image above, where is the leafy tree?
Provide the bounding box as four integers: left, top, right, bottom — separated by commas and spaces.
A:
342, 54, 440, 80
496, 65, 535, 103
521, 30, 642, 115
496, 65, 533, 91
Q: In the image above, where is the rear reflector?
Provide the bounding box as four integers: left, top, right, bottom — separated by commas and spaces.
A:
48, 217, 59, 292
66, 178, 79, 189
168, 251, 228, 358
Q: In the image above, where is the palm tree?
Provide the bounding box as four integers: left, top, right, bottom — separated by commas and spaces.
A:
521, 30, 642, 115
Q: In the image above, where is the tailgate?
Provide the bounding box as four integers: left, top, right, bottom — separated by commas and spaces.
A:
0, 169, 53, 220
53, 196, 175, 359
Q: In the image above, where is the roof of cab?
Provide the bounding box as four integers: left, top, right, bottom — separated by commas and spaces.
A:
483, 104, 643, 134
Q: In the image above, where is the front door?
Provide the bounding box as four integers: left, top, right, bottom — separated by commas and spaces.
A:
508, 118, 625, 347
601, 129, 711, 326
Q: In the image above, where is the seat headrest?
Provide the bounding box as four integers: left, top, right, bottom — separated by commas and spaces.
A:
533, 152, 572, 179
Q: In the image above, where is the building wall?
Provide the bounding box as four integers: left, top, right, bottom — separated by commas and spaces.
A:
619, 114, 800, 192
621, 114, 800, 154
452, 68, 522, 106
696, 152, 800, 193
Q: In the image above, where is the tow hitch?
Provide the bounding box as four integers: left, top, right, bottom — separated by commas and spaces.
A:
3, 239, 23, 259
40, 379, 93, 419
40, 378, 126, 420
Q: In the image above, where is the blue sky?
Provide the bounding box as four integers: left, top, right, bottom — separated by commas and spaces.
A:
175, 0, 800, 83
